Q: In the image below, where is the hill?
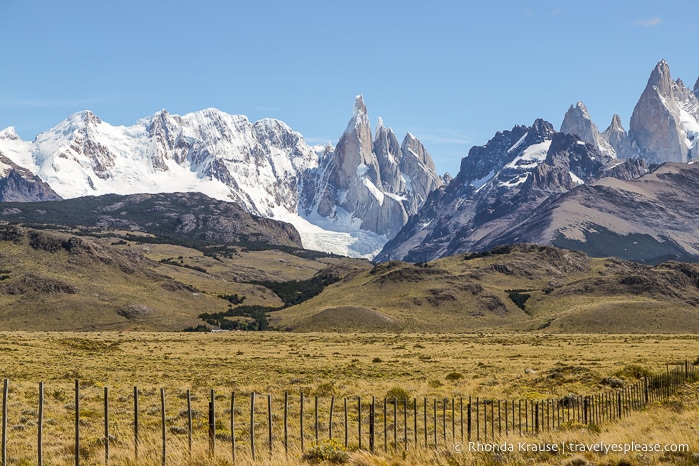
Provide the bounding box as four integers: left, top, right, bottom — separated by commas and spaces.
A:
271, 244, 699, 333
0, 223, 368, 331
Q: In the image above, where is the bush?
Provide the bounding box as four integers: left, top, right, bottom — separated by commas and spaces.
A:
385, 386, 411, 402
302, 439, 350, 464
446, 372, 464, 382
615, 364, 652, 379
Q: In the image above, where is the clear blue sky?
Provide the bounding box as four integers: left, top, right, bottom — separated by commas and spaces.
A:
1, 0, 697, 176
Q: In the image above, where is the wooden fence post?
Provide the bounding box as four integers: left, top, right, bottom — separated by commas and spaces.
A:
75, 380, 80, 466
187, 390, 192, 457
404, 397, 408, 450
104, 386, 109, 466
329, 396, 335, 440
268, 394, 273, 457
344, 397, 348, 449
2, 379, 7, 466
414, 398, 418, 446
393, 398, 398, 451
134, 386, 139, 461
160, 388, 166, 466
369, 397, 375, 453
357, 396, 362, 450
314, 396, 319, 442
300, 393, 304, 452
209, 389, 216, 456
432, 398, 437, 449
231, 392, 236, 464
250, 391, 256, 461
283, 392, 288, 455
38, 382, 43, 466
423, 398, 428, 448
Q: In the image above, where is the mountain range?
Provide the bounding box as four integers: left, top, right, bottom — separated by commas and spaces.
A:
0, 96, 443, 259
1, 60, 698, 264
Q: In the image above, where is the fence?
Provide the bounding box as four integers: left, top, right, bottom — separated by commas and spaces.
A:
0, 361, 695, 465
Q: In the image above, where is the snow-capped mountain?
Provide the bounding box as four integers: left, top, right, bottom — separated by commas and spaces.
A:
300, 96, 444, 246
0, 99, 442, 258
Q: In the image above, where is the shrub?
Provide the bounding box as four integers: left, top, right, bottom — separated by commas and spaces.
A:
446, 372, 464, 382
302, 439, 350, 464
385, 386, 411, 402
615, 364, 652, 379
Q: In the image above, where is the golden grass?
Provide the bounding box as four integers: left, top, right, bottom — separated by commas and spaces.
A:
0, 332, 698, 465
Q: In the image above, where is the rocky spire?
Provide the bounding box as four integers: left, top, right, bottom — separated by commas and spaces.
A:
694, 75, 699, 100
602, 114, 633, 159
628, 59, 697, 163
560, 101, 615, 157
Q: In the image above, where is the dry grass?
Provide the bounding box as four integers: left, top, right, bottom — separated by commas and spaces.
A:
1, 332, 698, 465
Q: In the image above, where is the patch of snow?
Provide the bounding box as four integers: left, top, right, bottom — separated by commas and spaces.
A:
499, 173, 529, 188
470, 169, 495, 192
569, 171, 584, 185
507, 132, 528, 154
505, 140, 551, 169
362, 177, 385, 205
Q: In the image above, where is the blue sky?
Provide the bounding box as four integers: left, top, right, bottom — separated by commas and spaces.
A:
1, 0, 697, 176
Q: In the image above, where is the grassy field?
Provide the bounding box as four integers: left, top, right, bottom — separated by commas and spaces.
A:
0, 332, 698, 465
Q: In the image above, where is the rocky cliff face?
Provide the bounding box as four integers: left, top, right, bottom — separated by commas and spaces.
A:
0, 152, 61, 202
301, 96, 443, 239
628, 60, 699, 163
560, 102, 615, 158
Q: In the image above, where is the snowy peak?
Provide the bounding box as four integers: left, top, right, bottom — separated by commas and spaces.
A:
0, 127, 20, 141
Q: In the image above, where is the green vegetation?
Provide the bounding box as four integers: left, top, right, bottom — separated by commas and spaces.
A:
252, 269, 341, 307
507, 290, 531, 311
199, 305, 274, 330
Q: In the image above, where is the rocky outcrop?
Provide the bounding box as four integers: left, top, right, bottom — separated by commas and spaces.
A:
628, 60, 699, 163
0, 153, 61, 202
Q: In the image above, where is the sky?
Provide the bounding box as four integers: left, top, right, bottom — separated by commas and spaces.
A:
1, 0, 697, 176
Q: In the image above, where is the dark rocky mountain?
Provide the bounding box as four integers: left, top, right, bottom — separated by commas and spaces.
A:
376, 120, 657, 263
494, 162, 699, 264
0, 192, 303, 249
0, 152, 61, 202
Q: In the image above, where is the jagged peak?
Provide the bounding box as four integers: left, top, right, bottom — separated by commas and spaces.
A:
353, 95, 367, 117
532, 119, 555, 138
647, 59, 673, 94
561, 101, 594, 134
376, 116, 384, 129
606, 114, 626, 133
694, 75, 699, 98
0, 126, 20, 140
345, 95, 370, 133
67, 110, 102, 127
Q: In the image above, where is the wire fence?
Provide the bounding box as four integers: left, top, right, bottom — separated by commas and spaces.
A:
1, 361, 695, 465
